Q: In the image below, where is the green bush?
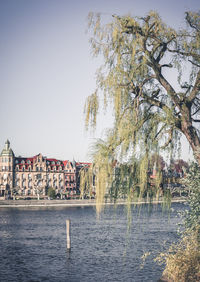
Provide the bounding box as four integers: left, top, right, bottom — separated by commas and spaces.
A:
182, 163, 200, 232
156, 230, 200, 282
156, 163, 200, 281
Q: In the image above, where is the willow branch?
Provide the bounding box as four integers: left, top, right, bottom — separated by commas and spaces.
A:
192, 119, 200, 123
160, 128, 173, 149
188, 70, 200, 102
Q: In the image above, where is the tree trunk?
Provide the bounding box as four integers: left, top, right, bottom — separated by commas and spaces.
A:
181, 120, 200, 166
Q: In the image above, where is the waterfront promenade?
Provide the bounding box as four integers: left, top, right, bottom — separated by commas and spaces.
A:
0, 198, 186, 208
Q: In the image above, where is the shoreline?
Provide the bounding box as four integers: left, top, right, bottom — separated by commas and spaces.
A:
0, 198, 187, 208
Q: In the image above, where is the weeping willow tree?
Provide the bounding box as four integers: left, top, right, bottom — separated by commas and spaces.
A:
79, 163, 94, 199
84, 10, 200, 212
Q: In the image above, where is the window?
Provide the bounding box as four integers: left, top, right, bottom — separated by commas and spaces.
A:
15, 160, 18, 164
28, 174, 31, 179
36, 174, 41, 179
40, 167, 43, 172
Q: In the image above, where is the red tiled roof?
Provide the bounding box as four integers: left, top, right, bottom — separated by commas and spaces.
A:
63, 160, 69, 166
15, 155, 91, 168
76, 162, 92, 166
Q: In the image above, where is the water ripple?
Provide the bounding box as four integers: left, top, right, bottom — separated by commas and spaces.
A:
0, 203, 184, 282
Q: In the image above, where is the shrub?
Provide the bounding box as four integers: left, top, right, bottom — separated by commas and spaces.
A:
156, 163, 200, 281
156, 229, 200, 282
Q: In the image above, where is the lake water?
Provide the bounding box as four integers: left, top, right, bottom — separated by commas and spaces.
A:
0, 202, 184, 282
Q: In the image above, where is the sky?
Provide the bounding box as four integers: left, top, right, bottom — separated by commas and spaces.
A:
0, 0, 199, 162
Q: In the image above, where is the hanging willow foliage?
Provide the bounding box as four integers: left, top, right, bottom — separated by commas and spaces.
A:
84, 10, 200, 212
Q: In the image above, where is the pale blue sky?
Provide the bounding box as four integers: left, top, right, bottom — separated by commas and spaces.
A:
0, 0, 199, 161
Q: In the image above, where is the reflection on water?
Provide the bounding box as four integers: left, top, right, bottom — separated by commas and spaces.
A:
0, 203, 184, 282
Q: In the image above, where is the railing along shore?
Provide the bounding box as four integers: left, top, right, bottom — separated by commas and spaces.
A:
0, 197, 187, 208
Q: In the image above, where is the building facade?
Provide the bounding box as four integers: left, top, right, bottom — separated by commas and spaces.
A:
0, 140, 91, 199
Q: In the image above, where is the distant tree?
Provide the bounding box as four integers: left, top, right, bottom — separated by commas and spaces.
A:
148, 154, 166, 171
170, 159, 189, 174
47, 187, 56, 199
84, 11, 200, 210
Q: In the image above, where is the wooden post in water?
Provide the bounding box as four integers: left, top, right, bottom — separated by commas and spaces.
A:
66, 219, 71, 251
